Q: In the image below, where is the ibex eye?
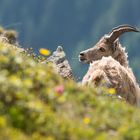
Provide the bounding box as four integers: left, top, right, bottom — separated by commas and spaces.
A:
99, 47, 106, 52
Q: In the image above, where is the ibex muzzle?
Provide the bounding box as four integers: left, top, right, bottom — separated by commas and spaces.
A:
79, 25, 139, 63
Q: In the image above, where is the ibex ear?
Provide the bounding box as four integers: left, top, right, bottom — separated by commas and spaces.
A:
104, 34, 111, 41
112, 39, 119, 52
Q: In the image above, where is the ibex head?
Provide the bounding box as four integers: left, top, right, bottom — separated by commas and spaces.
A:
79, 25, 139, 63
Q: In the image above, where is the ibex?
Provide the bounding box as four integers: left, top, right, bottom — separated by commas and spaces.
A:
79, 25, 140, 105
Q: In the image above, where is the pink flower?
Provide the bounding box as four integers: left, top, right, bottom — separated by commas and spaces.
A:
54, 85, 64, 95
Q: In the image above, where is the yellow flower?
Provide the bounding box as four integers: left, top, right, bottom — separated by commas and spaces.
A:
39, 48, 51, 56
23, 79, 33, 88
9, 75, 22, 86
0, 116, 6, 127
108, 88, 116, 94
83, 117, 91, 124
57, 96, 66, 103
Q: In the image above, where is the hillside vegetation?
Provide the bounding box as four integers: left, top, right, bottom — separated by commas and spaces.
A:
0, 32, 140, 139
0, 0, 140, 81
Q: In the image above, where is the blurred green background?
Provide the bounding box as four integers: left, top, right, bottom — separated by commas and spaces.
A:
0, 0, 140, 82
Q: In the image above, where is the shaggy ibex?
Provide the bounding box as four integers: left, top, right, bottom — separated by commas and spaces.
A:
79, 25, 140, 105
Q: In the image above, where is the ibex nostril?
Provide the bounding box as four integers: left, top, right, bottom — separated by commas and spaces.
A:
80, 52, 85, 56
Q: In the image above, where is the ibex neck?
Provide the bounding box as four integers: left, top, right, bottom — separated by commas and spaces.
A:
113, 43, 129, 67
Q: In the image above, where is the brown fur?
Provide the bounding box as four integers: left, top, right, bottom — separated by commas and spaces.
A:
82, 57, 138, 105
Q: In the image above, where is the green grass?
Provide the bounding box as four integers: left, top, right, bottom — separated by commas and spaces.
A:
0, 42, 140, 140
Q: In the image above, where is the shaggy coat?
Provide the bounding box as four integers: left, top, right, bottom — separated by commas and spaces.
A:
82, 56, 139, 105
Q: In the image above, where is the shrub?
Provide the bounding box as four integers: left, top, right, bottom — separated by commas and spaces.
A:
0, 42, 140, 140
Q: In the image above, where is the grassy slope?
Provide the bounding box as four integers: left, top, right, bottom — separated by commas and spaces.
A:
0, 42, 140, 140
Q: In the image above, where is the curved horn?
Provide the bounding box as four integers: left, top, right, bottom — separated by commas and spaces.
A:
106, 24, 139, 42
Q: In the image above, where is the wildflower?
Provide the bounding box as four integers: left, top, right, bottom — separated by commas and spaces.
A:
57, 96, 66, 103
23, 79, 33, 88
54, 85, 64, 95
0, 116, 6, 127
83, 117, 91, 125
39, 48, 51, 56
9, 75, 22, 86
108, 88, 116, 94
